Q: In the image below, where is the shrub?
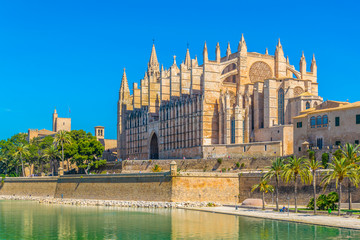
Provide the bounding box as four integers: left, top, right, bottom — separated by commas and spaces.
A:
152, 164, 162, 172
235, 162, 240, 168
240, 163, 245, 168
307, 192, 339, 210
207, 202, 215, 207
321, 153, 329, 169
80, 176, 83, 179
217, 158, 223, 164
221, 168, 227, 172
308, 150, 316, 161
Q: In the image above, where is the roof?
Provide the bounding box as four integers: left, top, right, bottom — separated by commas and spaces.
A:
94, 126, 105, 128
298, 91, 314, 97
294, 101, 360, 119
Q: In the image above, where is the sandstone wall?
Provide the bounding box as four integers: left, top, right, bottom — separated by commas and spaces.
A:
1, 171, 358, 205
54, 173, 172, 201
0, 177, 58, 197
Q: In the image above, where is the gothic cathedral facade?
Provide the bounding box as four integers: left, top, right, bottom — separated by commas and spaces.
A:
117, 35, 322, 160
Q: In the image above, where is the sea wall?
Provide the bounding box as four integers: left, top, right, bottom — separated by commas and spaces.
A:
0, 170, 358, 205
0, 177, 58, 197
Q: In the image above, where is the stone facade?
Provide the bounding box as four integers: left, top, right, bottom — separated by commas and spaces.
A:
293, 101, 360, 156
117, 36, 323, 160
27, 109, 71, 141
94, 126, 117, 161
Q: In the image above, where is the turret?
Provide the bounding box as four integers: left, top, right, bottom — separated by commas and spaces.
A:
147, 44, 160, 81
310, 54, 317, 76
300, 51, 306, 78
184, 48, 191, 68
238, 34, 247, 54
215, 42, 221, 63
203, 42, 208, 63
226, 42, 231, 58
52, 108, 58, 132
275, 38, 286, 78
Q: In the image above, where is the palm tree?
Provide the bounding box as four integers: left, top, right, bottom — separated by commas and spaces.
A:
321, 156, 359, 216
251, 178, 274, 210
54, 131, 71, 171
305, 157, 322, 215
43, 145, 60, 176
263, 157, 284, 211
340, 143, 360, 210
282, 155, 310, 213
13, 143, 30, 177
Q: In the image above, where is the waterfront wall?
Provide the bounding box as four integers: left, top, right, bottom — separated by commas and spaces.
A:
0, 171, 358, 205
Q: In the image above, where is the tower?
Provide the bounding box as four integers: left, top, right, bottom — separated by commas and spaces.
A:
300, 51, 306, 78
310, 54, 317, 76
275, 39, 287, 78
95, 126, 105, 140
52, 108, 58, 132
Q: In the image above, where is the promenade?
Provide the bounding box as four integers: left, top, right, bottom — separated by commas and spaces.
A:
181, 206, 360, 230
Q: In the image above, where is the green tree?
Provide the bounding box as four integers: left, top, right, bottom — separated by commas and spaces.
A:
321, 156, 359, 216
340, 143, 360, 210
251, 178, 274, 210
305, 157, 322, 215
263, 157, 284, 211
13, 143, 30, 177
54, 131, 72, 171
321, 153, 329, 169
63, 130, 105, 174
43, 145, 60, 176
282, 156, 310, 213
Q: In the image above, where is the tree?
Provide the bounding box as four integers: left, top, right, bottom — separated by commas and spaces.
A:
43, 145, 60, 176
340, 143, 360, 210
251, 178, 274, 210
54, 131, 71, 171
63, 130, 105, 174
321, 156, 359, 216
13, 143, 30, 177
282, 156, 310, 213
305, 157, 322, 215
263, 157, 284, 211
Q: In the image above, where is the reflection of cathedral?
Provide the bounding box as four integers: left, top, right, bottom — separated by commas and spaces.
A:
117, 35, 322, 160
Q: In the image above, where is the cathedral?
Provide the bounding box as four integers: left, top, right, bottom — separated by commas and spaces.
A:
117, 35, 323, 160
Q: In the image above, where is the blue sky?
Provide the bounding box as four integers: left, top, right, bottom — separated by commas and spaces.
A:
0, 0, 359, 140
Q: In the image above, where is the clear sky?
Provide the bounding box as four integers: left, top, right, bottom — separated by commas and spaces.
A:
0, 0, 359, 140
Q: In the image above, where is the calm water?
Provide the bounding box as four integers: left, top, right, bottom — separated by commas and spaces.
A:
0, 201, 359, 239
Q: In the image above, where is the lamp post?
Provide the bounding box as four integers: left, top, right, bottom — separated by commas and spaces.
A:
234, 195, 238, 210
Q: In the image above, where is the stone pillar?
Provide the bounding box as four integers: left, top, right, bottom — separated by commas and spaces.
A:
170, 161, 177, 176
58, 167, 64, 176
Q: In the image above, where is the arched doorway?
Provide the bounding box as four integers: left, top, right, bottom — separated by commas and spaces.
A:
149, 133, 159, 159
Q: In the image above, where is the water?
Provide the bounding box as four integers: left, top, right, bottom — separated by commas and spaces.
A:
0, 201, 359, 239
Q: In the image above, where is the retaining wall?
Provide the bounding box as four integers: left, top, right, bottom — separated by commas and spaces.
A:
0, 171, 358, 205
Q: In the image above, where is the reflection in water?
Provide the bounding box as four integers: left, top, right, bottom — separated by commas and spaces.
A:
0, 201, 359, 239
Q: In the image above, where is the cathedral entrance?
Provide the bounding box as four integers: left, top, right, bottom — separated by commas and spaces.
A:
149, 133, 159, 159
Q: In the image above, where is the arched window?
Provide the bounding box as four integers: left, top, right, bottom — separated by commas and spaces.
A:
323, 115, 328, 126
278, 88, 285, 125
316, 115, 322, 127
306, 102, 310, 109
231, 117, 235, 144
310, 116, 316, 128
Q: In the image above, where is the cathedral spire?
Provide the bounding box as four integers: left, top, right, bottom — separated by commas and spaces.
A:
311, 53, 317, 76
265, 48, 269, 55
184, 48, 191, 68
226, 42, 231, 57
147, 43, 160, 73
119, 68, 130, 99
203, 41, 208, 63
216, 42, 221, 63
238, 34, 247, 52
172, 55, 177, 65
300, 51, 307, 77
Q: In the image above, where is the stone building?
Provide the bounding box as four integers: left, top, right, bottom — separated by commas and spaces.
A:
293, 101, 360, 156
117, 36, 323, 160
94, 126, 117, 161
28, 109, 71, 141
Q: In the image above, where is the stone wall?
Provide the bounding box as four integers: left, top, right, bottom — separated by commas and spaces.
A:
54, 173, 172, 201
0, 170, 358, 205
202, 141, 282, 158
0, 177, 58, 197
120, 157, 275, 173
